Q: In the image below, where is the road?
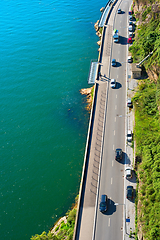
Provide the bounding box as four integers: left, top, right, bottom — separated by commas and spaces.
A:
94, 0, 132, 239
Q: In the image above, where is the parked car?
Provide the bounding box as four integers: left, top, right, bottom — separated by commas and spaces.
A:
128, 56, 133, 63
129, 15, 134, 21
111, 59, 116, 66
127, 130, 132, 142
127, 37, 132, 44
129, 21, 134, 26
125, 167, 132, 179
129, 10, 133, 15
128, 25, 133, 32
110, 79, 116, 88
115, 148, 122, 161
127, 98, 133, 107
99, 194, 108, 212
126, 186, 134, 200
129, 32, 134, 38
117, 8, 122, 14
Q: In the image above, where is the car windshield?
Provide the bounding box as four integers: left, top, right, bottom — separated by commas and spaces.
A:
100, 203, 106, 207
127, 134, 132, 137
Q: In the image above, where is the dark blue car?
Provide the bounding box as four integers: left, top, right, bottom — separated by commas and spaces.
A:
111, 59, 116, 67
99, 194, 108, 213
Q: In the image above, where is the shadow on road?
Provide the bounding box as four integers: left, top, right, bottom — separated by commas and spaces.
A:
104, 199, 116, 215
116, 61, 122, 67
119, 36, 127, 45
115, 82, 122, 89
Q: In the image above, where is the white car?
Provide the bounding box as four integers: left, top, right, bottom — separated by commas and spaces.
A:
127, 130, 132, 142
125, 167, 132, 179
128, 25, 133, 32
128, 56, 133, 63
110, 79, 116, 88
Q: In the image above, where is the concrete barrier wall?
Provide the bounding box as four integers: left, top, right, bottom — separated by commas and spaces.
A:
73, 1, 117, 239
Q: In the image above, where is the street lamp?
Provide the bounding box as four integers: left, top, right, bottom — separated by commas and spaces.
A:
114, 203, 127, 236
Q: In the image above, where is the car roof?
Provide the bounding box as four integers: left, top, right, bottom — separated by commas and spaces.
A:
127, 130, 132, 134
116, 148, 122, 151
128, 98, 131, 102
111, 78, 115, 82
125, 166, 131, 170
101, 194, 107, 201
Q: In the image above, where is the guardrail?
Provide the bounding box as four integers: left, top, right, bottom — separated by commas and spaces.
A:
73, 1, 117, 239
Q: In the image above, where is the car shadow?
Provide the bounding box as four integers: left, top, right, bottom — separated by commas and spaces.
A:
116, 62, 122, 67
123, 152, 131, 165
119, 36, 128, 45
104, 199, 116, 215
115, 82, 122, 89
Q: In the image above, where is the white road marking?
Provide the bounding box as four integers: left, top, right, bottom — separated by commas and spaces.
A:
108, 218, 111, 227
112, 160, 114, 167
114, 130, 115, 135
111, 177, 113, 184
116, 94, 117, 98
113, 145, 114, 150
117, 75, 118, 78
115, 105, 117, 110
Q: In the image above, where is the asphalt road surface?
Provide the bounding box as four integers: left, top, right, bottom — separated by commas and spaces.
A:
94, 0, 132, 239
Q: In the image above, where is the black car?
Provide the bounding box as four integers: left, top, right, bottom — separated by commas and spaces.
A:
115, 148, 122, 161
99, 194, 108, 213
126, 186, 134, 200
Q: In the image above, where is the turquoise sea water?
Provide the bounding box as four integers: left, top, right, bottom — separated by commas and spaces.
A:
0, 1, 108, 239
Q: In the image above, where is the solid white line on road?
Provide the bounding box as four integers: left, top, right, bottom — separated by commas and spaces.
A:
112, 160, 114, 167
115, 105, 117, 110
111, 177, 113, 185
115, 117, 116, 122
108, 218, 110, 227
114, 130, 115, 135
113, 144, 114, 150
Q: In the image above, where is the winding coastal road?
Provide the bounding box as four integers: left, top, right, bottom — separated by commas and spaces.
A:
94, 0, 130, 239
74, 0, 133, 240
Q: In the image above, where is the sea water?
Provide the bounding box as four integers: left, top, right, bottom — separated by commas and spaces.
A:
0, 0, 108, 239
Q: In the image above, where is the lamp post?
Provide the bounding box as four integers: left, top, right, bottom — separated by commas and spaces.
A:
114, 203, 127, 236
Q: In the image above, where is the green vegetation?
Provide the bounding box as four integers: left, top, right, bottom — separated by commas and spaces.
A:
130, 4, 160, 238
129, 16, 160, 67
133, 78, 160, 239
31, 231, 58, 240
91, 86, 94, 100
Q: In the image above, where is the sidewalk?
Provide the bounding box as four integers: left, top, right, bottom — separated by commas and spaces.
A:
124, 2, 138, 238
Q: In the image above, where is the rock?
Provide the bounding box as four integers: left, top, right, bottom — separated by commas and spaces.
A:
100, 7, 104, 12
97, 40, 101, 46
51, 216, 67, 235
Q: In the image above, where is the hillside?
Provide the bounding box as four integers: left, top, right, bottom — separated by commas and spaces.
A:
129, 1, 160, 240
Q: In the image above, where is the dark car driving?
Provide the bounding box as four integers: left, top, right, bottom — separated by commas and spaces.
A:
99, 194, 108, 213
